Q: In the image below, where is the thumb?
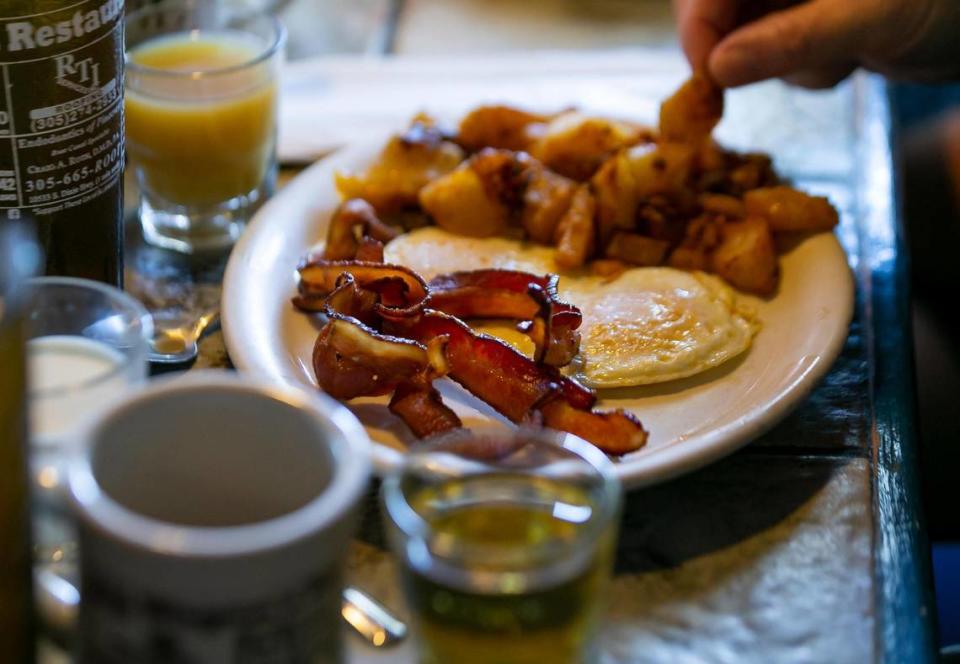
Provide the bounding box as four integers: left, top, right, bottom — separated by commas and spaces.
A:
707, 0, 868, 87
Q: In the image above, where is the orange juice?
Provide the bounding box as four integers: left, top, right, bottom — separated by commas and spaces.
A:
125, 32, 277, 208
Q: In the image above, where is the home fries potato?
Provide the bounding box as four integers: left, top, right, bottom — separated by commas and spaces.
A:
333, 72, 839, 297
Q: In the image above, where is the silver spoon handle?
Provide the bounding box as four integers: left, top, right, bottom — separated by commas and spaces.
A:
191, 308, 220, 338
342, 586, 408, 647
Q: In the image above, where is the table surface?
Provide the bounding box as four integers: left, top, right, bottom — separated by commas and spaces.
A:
51, 1, 937, 662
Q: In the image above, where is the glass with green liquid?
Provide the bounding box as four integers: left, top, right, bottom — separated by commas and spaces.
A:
383, 428, 622, 664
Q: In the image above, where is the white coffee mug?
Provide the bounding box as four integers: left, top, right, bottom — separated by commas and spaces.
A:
61, 371, 371, 663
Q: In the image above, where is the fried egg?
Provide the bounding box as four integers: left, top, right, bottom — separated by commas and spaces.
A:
384, 227, 759, 387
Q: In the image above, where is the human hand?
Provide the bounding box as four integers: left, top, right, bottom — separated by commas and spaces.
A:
673, 0, 960, 88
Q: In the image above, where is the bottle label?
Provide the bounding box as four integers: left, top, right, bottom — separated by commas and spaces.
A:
0, 0, 124, 220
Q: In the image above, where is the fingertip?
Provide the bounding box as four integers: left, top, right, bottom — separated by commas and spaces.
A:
678, 21, 715, 70
707, 41, 758, 88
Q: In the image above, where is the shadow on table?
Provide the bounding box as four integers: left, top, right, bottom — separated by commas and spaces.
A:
125, 213, 230, 306
615, 453, 837, 573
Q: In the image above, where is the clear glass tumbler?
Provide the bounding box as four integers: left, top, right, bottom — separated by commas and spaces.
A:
382, 427, 622, 664
125, 0, 285, 253
25, 277, 152, 454
25, 277, 152, 634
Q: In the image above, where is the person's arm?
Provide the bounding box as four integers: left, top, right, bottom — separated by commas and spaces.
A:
674, 0, 960, 88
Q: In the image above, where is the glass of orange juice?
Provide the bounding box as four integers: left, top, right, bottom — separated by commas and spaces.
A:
125, 1, 285, 253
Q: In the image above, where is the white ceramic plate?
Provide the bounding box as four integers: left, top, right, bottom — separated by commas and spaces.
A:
222, 141, 854, 489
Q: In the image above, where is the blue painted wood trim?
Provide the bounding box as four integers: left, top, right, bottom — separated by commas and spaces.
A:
858, 75, 939, 662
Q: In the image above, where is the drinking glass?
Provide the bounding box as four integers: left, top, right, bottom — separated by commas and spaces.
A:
25, 278, 152, 455
382, 428, 622, 664
26, 277, 152, 617
125, 0, 285, 253
0, 224, 40, 663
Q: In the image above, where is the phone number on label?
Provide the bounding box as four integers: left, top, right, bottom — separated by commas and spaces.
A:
24, 155, 121, 200
28, 87, 120, 133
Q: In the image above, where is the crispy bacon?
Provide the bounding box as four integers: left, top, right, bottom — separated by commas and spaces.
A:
323, 199, 400, 261
525, 283, 581, 367
538, 398, 648, 455
308, 273, 380, 325
428, 270, 542, 319
402, 311, 595, 418
427, 270, 581, 367
313, 316, 429, 399
389, 382, 462, 438
355, 237, 385, 263
294, 261, 646, 455
312, 314, 450, 400
401, 311, 644, 454
297, 261, 429, 313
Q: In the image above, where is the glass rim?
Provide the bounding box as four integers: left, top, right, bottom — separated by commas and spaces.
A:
382, 427, 622, 562
68, 371, 372, 558
124, 2, 286, 80
25, 276, 153, 400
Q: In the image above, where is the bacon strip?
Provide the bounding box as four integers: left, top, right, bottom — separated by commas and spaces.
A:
427, 270, 582, 367
538, 398, 648, 455
313, 315, 445, 400
323, 199, 400, 261
402, 311, 595, 418
402, 311, 644, 454
389, 382, 462, 438
299, 261, 428, 302
324, 274, 379, 323
293, 273, 381, 324
296, 261, 431, 322
526, 283, 582, 367
354, 237, 385, 263
428, 274, 540, 319
295, 262, 646, 455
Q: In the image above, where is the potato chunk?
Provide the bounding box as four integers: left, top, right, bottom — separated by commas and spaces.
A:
605, 232, 670, 266
668, 213, 723, 272
659, 72, 724, 144
521, 167, 577, 244
457, 105, 549, 152
335, 122, 464, 213
592, 142, 695, 246
466, 148, 533, 210
531, 112, 651, 181
419, 166, 509, 237
591, 149, 640, 244
744, 186, 839, 233
668, 246, 710, 272
711, 217, 778, 296
629, 142, 696, 198
699, 193, 745, 219
554, 185, 597, 269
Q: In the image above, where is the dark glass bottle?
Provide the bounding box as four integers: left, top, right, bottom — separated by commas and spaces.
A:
0, 0, 125, 286
0, 224, 38, 664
